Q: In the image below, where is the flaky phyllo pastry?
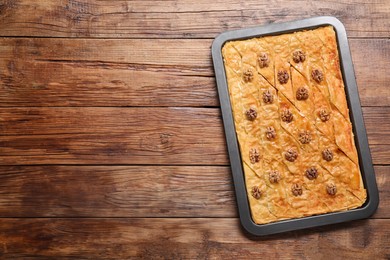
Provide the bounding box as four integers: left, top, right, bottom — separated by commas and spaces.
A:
222, 26, 366, 224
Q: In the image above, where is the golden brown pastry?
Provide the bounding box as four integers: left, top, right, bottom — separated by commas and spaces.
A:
222, 26, 366, 224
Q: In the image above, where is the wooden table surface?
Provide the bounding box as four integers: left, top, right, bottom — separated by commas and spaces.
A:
0, 0, 389, 258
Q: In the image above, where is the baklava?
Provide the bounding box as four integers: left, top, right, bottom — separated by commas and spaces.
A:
222, 26, 367, 224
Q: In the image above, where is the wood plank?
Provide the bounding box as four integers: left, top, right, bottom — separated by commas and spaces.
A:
0, 218, 388, 258
0, 107, 389, 165
0, 38, 216, 107
0, 166, 235, 217
0, 0, 388, 38
0, 38, 211, 67
362, 107, 390, 145
351, 39, 390, 107
0, 108, 228, 165
0, 165, 387, 218
369, 146, 390, 166
0, 63, 216, 107
374, 166, 390, 219
0, 38, 388, 107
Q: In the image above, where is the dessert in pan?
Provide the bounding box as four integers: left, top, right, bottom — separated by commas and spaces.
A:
222, 26, 367, 224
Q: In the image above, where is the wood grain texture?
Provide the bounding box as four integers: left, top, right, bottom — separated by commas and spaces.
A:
0, 38, 389, 107
0, 107, 388, 165
0, 218, 388, 259
362, 107, 390, 145
0, 1, 388, 257
351, 39, 390, 107
374, 166, 390, 219
0, 166, 387, 218
0, 107, 228, 165
369, 146, 390, 166
0, 0, 389, 38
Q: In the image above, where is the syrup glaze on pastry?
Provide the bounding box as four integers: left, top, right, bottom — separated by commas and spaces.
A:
222, 26, 366, 224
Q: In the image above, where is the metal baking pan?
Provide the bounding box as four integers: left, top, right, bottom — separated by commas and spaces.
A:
212, 16, 379, 236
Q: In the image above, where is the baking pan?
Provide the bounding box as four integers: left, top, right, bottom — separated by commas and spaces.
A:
212, 16, 379, 236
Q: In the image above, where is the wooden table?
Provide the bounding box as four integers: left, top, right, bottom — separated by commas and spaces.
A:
0, 0, 389, 258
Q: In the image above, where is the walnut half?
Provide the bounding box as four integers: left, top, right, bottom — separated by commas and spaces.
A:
245, 107, 257, 121
277, 70, 289, 84
291, 183, 303, 196
243, 69, 254, 82
298, 130, 311, 144
281, 108, 293, 123
322, 148, 333, 161
326, 183, 337, 196
251, 186, 262, 199
296, 87, 309, 101
311, 69, 324, 83
269, 170, 281, 184
285, 148, 298, 162
265, 126, 276, 140
319, 109, 331, 122
249, 148, 260, 164
293, 50, 306, 63
305, 167, 318, 180
262, 89, 274, 104
258, 52, 270, 68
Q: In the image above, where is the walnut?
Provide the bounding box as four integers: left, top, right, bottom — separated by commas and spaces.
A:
251, 186, 262, 199
305, 167, 318, 180
293, 50, 306, 63
243, 69, 254, 82
322, 148, 333, 161
277, 70, 289, 84
258, 52, 270, 68
326, 183, 337, 196
291, 183, 303, 196
245, 107, 257, 121
281, 108, 293, 123
265, 126, 276, 140
285, 148, 298, 162
319, 109, 330, 122
296, 87, 309, 100
298, 130, 311, 144
269, 170, 281, 184
311, 69, 324, 83
262, 89, 274, 104
249, 148, 260, 164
